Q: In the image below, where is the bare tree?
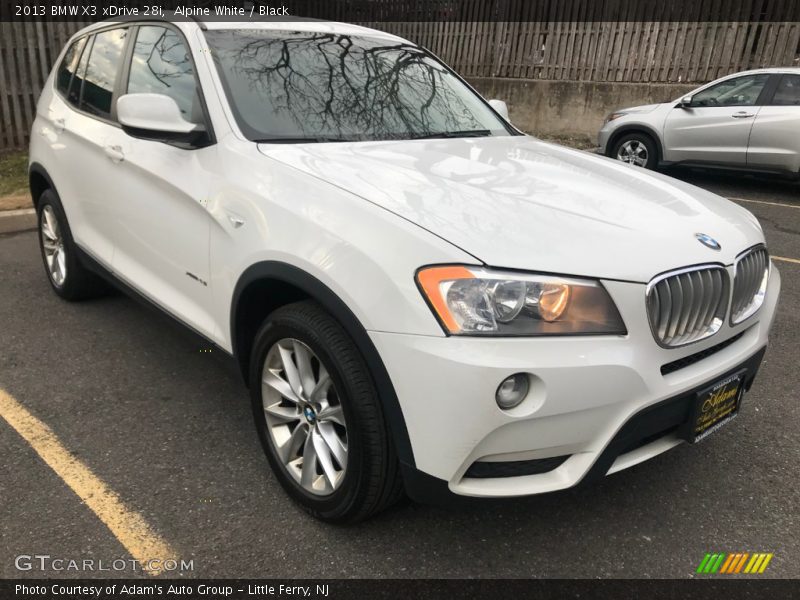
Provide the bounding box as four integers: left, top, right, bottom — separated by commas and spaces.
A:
214, 32, 485, 139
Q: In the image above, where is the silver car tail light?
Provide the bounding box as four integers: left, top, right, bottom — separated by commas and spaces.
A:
646, 265, 729, 348
731, 245, 770, 325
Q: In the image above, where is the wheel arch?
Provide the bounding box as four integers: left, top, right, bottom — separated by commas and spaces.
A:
28, 162, 56, 210
231, 261, 415, 467
606, 125, 664, 164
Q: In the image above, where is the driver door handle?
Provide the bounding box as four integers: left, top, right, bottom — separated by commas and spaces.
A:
104, 145, 125, 163
731, 111, 755, 119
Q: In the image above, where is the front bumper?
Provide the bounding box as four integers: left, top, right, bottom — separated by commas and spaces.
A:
369, 267, 780, 499
597, 125, 613, 155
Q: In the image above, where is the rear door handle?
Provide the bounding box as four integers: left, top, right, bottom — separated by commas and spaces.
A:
104, 145, 125, 163
731, 111, 755, 119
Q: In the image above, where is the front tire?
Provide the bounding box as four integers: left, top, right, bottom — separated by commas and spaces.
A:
611, 132, 658, 169
249, 301, 403, 523
36, 189, 107, 301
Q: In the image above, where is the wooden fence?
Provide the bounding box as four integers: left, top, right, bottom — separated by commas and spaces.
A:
1, 16, 799, 151
0, 21, 91, 150
381, 20, 800, 82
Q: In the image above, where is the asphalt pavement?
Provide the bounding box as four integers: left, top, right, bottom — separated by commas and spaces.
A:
0, 169, 798, 579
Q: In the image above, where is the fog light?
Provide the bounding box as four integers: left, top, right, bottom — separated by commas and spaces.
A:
495, 373, 529, 409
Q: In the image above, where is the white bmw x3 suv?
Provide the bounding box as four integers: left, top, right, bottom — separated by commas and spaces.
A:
30, 18, 780, 522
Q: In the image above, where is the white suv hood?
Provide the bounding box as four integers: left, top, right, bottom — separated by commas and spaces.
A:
258, 136, 763, 282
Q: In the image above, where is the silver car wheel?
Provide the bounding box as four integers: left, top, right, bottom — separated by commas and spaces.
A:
41, 205, 67, 287
261, 338, 348, 496
617, 140, 649, 167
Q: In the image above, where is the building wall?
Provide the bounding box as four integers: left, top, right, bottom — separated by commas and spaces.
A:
469, 77, 696, 139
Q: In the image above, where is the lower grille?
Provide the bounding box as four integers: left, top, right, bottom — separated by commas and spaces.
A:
660, 331, 746, 376
731, 246, 770, 325
646, 265, 729, 347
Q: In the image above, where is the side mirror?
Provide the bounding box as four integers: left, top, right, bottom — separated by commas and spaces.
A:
679, 95, 693, 108
488, 99, 510, 121
117, 93, 200, 136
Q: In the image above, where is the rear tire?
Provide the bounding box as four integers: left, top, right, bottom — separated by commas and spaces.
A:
36, 189, 108, 301
611, 132, 658, 169
249, 300, 404, 523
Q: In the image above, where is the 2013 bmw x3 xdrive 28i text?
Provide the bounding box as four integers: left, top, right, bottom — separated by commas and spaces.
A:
30, 18, 780, 522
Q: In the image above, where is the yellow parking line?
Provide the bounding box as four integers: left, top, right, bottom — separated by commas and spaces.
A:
0, 389, 177, 575
772, 256, 800, 265
729, 196, 800, 210
722, 198, 800, 264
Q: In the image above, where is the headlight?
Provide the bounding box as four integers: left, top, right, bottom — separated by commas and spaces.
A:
604, 111, 629, 124
416, 266, 626, 336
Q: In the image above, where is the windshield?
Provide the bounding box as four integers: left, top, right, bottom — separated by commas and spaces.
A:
204, 29, 515, 142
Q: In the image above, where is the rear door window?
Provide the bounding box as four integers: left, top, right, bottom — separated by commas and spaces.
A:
769, 74, 800, 106
81, 28, 128, 118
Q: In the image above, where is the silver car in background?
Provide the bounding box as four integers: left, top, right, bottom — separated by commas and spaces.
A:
598, 68, 800, 176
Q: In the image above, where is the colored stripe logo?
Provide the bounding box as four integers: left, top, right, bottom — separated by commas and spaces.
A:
696, 552, 773, 574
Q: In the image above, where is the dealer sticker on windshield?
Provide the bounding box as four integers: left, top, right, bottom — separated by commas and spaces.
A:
688, 370, 746, 443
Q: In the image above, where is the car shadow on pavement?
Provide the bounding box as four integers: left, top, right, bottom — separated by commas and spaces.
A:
664, 166, 800, 205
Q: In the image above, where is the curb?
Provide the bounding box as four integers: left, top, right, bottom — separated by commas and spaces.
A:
0, 208, 36, 235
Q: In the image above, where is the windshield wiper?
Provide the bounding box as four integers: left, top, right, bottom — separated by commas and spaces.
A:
254, 136, 352, 144
409, 129, 493, 140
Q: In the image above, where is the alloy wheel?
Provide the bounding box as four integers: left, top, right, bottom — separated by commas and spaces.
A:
41, 205, 67, 287
261, 338, 348, 496
617, 140, 649, 167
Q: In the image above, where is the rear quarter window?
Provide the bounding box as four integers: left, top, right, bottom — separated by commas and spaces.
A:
67, 36, 93, 106
55, 37, 87, 96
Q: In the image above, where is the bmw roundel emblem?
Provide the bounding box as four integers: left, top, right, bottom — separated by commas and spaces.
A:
695, 233, 721, 251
